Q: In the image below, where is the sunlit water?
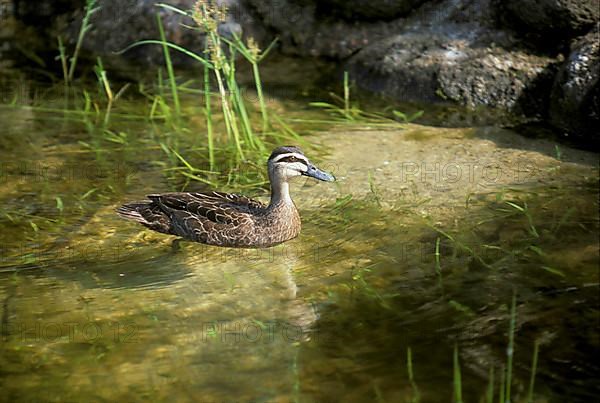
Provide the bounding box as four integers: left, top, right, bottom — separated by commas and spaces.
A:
0, 90, 598, 402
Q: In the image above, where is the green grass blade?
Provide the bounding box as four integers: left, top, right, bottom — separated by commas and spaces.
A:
68, 0, 99, 82
57, 36, 69, 84
435, 237, 443, 291
252, 61, 269, 133
257, 37, 279, 62
498, 365, 505, 403
204, 64, 215, 171
486, 366, 495, 403
116, 40, 213, 68
506, 292, 517, 402
526, 340, 540, 403
155, 2, 190, 16
453, 345, 463, 403
407, 347, 420, 402
156, 13, 181, 118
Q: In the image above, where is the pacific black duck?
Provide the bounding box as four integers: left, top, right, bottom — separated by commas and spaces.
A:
117, 146, 335, 248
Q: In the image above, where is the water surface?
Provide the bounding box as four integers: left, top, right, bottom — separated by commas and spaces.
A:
0, 79, 598, 402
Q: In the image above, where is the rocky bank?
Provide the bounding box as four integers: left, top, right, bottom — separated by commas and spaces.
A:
1, 0, 599, 146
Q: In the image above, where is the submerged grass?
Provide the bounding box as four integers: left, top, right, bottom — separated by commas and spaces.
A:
312, 176, 597, 401
453, 344, 463, 403
407, 347, 421, 403
527, 340, 540, 402
310, 70, 423, 125
505, 292, 517, 401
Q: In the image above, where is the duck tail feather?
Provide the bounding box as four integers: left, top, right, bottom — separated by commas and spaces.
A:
116, 202, 152, 224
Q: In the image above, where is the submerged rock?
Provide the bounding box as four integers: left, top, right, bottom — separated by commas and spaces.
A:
549, 31, 599, 144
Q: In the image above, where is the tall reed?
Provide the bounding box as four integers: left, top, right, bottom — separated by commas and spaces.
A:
204, 64, 215, 170
156, 13, 181, 119
193, 1, 245, 159
228, 36, 278, 133
67, 0, 100, 83
118, 1, 289, 183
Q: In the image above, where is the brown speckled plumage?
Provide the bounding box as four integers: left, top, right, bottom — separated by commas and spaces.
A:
117, 146, 334, 248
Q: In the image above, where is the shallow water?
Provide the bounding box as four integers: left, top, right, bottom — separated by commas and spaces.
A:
0, 78, 598, 402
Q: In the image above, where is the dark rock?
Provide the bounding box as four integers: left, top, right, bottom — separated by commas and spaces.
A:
12, 0, 79, 24
347, 0, 560, 116
248, 0, 563, 118
549, 31, 599, 143
60, 0, 207, 67
349, 31, 557, 114
499, 0, 599, 40
439, 49, 558, 116
67, 0, 268, 67
316, 0, 428, 21
245, 0, 403, 57
7, 0, 263, 69
347, 30, 451, 103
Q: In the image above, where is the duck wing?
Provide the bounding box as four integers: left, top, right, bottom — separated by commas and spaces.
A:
118, 192, 266, 244
152, 192, 265, 221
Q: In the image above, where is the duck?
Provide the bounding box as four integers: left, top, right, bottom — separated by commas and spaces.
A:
117, 146, 335, 248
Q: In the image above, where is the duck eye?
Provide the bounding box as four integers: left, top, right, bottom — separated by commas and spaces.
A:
280, 156, 300, 163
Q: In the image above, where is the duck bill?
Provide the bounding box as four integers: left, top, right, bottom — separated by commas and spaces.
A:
303, 164, 335, 182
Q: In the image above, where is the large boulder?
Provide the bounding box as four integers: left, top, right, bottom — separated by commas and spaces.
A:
68, 0, 202, 66
316, 0, 428, 21
5, 0, 596, 147
60, 0, 251, 67
6, 0, 258, 68
439, 49, 557, 116
346, 0, 560, 116
245, 0, 407, 57
348, 28, 557, 115
499, 0, 599, 40
549, 31, 599, 143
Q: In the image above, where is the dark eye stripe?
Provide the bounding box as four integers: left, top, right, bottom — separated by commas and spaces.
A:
278, 156, 307, 165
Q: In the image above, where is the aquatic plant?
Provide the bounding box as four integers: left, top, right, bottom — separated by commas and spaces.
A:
57, 0, 100, 85
407, 347, 421, 402
310, 71, 424, 124
112, 1, 301, 186
156, 13, 181, 119
93, 57, 130, 127
453, 344, 463, 403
